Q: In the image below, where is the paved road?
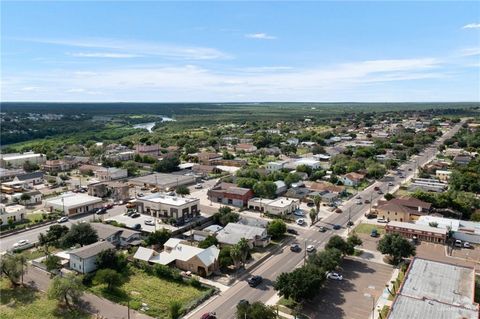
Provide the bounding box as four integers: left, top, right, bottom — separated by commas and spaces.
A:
186, 121, 464, 319
0, 205, 126, 253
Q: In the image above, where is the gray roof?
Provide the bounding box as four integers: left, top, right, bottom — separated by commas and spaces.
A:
389, 296, 478, 319
69, 241, 115, 259
91, 223, 123, 240
216, 223, 267, 245
16, 171, 44, 181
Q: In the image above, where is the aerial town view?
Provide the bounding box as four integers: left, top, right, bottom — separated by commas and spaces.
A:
0, 1, 479, 319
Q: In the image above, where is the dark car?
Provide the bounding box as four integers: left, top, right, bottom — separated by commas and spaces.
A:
307, 202, 315, 207
200, 312, 217, 319
96, 208, 107, 215
318, 226, 327, 232
347, 221, 354, 227
287, 228, 298, 235
333, 224, 341, 230
370, 229, 378, 237
131, 213, 140, 218
247, 275, 263, 287
132, 223, 141, 230
290, 244, 301, 252
238, 299, 249, 306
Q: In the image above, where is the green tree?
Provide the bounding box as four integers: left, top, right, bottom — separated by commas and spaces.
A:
198, 235, 219, 249
230, 245, 242, 270
237, 238, 250, 267
267, 219, 287, 239
48, 274, 84, 310
274, 264, 326, 302
325, 235, 354, 256
213, 206, 240, 226
20, 193, 31, 205
153, 155, 180, 173
93, 268, 122, 291
313, 195, 322, 215
219, 246, 233, 269
61, 223, 98, 248
169, 300, 183, 319
308, 248, 342, 272
236, 301, 277, 319
45, 255, 62, 273
176, 185, 190, 196
96, 249, 127, 271
347, 234, 363, 248
145, 228, 171, 248
309, 208, 317, 225
471, 212, 480, 222
377, 233, 416, 265
0, 254, 25, 286
253, 181, 277, 199
384, 193, 395, 201
236, 177, 258, 189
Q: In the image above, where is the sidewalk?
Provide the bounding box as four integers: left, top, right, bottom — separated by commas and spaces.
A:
24, 264, 153, 319
371, 268, 398, 319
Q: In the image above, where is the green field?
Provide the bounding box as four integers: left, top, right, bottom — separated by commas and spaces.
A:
0, 278, 90, 319
353, 223, 385, 235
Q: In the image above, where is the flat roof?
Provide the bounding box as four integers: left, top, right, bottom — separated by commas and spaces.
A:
140, 193, 199, 206
46, 192, 102, 208
1, 153, 44, 161
129, 173, 195, 188
387, 221, 447, 235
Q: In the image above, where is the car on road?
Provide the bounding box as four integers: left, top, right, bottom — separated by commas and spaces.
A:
408, 168, 412, 171
306, 245, 315, 253
333, 224, 341, 230
307, 202, 315, 207
347, 220, 354, 227
294, 210, 305, 217
296, 218, 305, 225
287, 228, 298, 235
96, 208, 107, 215
200, 312, 217, 319
126, 202, 136, 209
104, 203, 114, 209
57, 216, 69, 223
335, 208, 343, 214
370, 229, 379, 237
377, 190, 384, 194
131, 213, 141, 218
238, 299, 249, 306
144, 219, 155, 226
388, 182, 394, 186
356, 196, 362, 200
364, 199, 370, 204
13, 239, 29, 248
137, 193, 145, 197
290, 244, 301, 252
374, 186, 380, 191
318, 226, 327, 232
247, 275, 263, 287
377, 218, 388, 223
194, 184, 203, 189
327, 272, 343, 280
356, 200, 362, 205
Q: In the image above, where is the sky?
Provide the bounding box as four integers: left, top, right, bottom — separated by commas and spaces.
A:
1, 1, 479, 102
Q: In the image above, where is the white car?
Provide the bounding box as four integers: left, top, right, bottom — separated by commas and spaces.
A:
57, 216, 69, 223
463, 242, 471, 249
327, 272, 343, 280
306, 245, 315, 253
296, 218, 305, 225
13, 239, 29, 248
293, 210, 305, 217
144, 219, 155, 226
194, 184, 203, 189
377, 218, 388, 223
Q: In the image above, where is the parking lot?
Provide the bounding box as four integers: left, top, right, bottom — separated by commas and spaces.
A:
302, 258, 393, 319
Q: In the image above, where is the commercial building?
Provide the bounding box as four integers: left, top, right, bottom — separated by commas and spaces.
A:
42, 160, 73, 173
376, 197, 431, 222
0, 204, 26, 226
94, 167, 128, 181
385, 221, 447, 243
248, 197, 300, 216
129, 173, 195, 190
207, 182, 254, 207
216, 222, 269, 248
69, 241, 115, 274
135, 193, 200, 220
87, 181, 130, 202
408, 178, 447, 193
416, 215, 480, 244
387, 258, 479, 319
45, 192, 103, 215
0, 152, 46, 168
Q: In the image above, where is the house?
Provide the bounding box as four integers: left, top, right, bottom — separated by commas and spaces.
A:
192, 224, 224, 241
197, 152, 222, 165
42, 160, 72, 173
340, 172, 366, 187
135, 144, 161, 157
284, 187, 311, 201
273, 181, 287, 195
376, 197, 431, 222
387, 258, 479, 319
87, 181, 130, 202
265, 161, 288, 172
5, 190, 42, 205
435, 170, 452, 182
0, 168, 25, 182
192, 165, 222, 177
385, 221, 447, 244
129, 173, 195, 190
408, 178, 447, 193
285, 158, 321, 170
45, 192, 103, 216
13, 171, 44, 186
0, 204, 25, 226
133, 239, 220, 276
94, 167, 128, 181
0, 152, 46, 168
91, 222, 142, 247
69, 241, 115, 274
304, 181, 345, 194
207, 183, 254, 207
216, 223, 269, 248
209, 159, 247, 167
105, 150, 135, 162
453, 155, 472, 165
247, 197, 300, 216
235, 143, 257, 153
78, 164, 105, 176
135, 193, 200, 221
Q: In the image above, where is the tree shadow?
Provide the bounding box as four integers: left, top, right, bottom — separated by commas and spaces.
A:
0, 284, 37, 306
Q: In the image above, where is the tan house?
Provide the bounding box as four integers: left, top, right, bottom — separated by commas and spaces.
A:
376, 197, 431, 222
133, 238, 220, 277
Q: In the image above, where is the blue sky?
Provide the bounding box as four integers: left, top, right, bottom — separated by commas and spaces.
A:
1, 1, 479, 102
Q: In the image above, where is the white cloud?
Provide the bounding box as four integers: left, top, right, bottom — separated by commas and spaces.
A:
245, 33, 277, 40
69, 52, 142, 58
462, 23, 480, 29
18, 37, 231, 60
460, 48, 480, 56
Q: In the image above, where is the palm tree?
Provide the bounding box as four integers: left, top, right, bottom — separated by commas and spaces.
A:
313, 195, 322, 215
309, 208, 317, 225
230, 245, 242, 271
237, 238, 250, 267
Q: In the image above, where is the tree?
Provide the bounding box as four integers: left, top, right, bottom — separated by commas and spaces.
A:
198, 235, 218, 249
274, 264, 326, 302
94, 268, 122, 291
219, 246, 233, 269
96, 249, 126, 271
347, 234, 363, 248
0, 254, 25, 286
176, 185, 190, 196
213, 206, 240, 226
313, 195, 322, 215
236, 301, 277, 319
309, 208, 317, 225
308, 248, 342, 272
325, 235, 354, 256
237, 238, 250, 267
39, 224, 69, 254
378, 233, 416, 265
253, 181, 277, 199
145, 228, 171, 248
20, 193, 31, 205
471, 212, 480, 222
153, 155, 180, 173
45, 255, 62, 273
61, 223, 98, 248
230, 245, 242, 270
384, 193, 395, 201
267, 219, 287, 239
169, 300, 183, 319
48, 274, 84, 310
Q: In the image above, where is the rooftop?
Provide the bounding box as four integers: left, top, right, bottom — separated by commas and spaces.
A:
216, 222, 267, 245
1, 152, 44, 161
386, 221, 447, 235
129, 173, 195, 188
69, 241, 115, 259
46, 192, 102, 208
139, 193, 199, 206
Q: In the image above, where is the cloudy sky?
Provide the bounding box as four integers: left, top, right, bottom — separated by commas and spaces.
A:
1, 1, 479, 102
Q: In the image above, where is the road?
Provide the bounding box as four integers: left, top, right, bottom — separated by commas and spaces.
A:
186, 121, 464, 319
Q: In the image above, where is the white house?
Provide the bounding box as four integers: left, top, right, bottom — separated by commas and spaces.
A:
216, 223, 269, 248
436, 170, 452, 182
274, 180, 287, 195
265, 161, 288, 172
0, 152, 46, 168
285, 158, 321, 170
248, 197, 300, 216
94, 167, 128, 181
0, 204, 26, 226
69, 241, 115, 274
135, 193, 200, 220
45, 192, 103, 215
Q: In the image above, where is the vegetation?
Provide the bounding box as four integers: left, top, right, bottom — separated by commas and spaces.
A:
236, 301, 277, 319
212, 206, 240, 226
93, 269, 122, 291
198, 235, 219, 249
377, 233, 416, 265
144, 228, 172, 248
60, 223, 98, 248
0, 254, 26, 286
48, 274, 84, 311
267, 219, 287, 239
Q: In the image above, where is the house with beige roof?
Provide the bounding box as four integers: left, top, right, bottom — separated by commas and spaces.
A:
376, 197, 431, 222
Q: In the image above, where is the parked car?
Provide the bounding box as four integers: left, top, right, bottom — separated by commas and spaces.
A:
12, 239, 29, 248
132, 224, 141, 230
131, 213, 141, 218
194, 184, 203, 189
454, 239, 462, 248
333, 224, 341, 230
290, 244, 301, 252
356, 200, 362, 205
307, 202, 315, 207
104, 203, 114, 209
57, 216, 69, 223
144, 219, 155, 226
377, 218, 388, 223
294, 210, 305, 217
287, 228, 298, 235
370, 229, 378, 237
318, 226, 327, 232
296, 218, 305, 225
356, 196, 362, 200
377, 190, 384, 194
200, 312, 217, 319
388, 182, 394, 186
306, 245, 315, 253
364, 199, 370, 204
347, 220, 354, 227
463, 241, 471, 249
327, 272, 343, 280
238, 299, 249, 306
126, 202, 136, 209
247, 275, 263, 287
374, 186, 380, 191
137, 193, 145, 197
335, 208, 343, 214
96, 208, 107, 215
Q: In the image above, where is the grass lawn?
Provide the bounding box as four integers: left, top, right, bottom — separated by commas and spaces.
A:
89, 267, 213, 318
0, 278, 90, 319
19, 247, 61, 261
379, 305, 390, 319
353, 223, 385, 235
